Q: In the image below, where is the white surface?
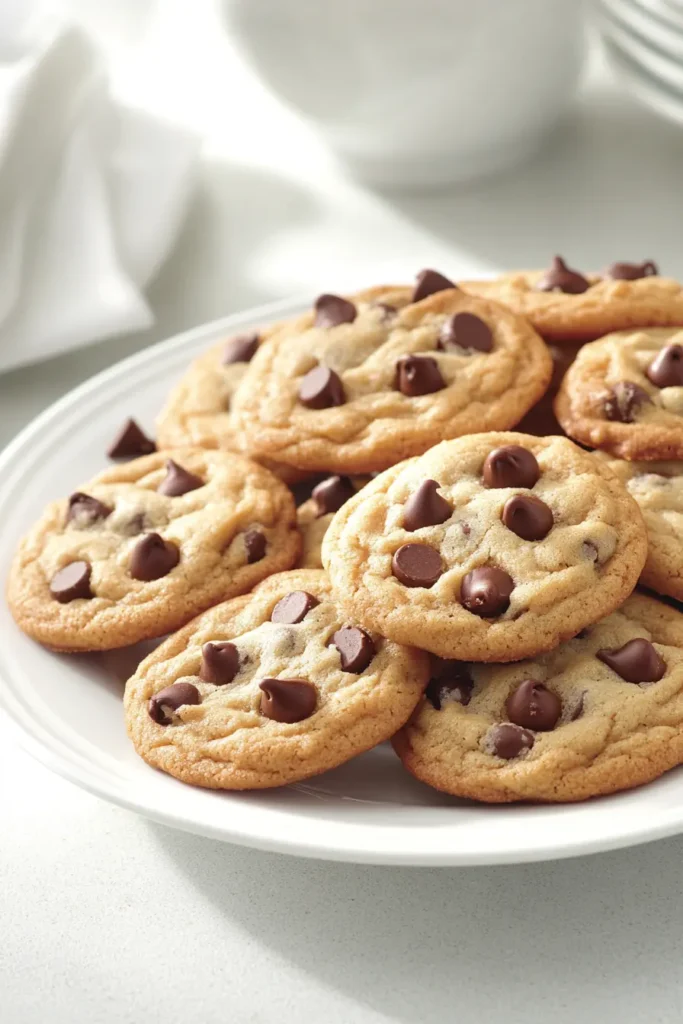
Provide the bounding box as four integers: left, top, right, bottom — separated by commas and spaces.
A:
3, 1, 683, 1020
7, 302, 683, 870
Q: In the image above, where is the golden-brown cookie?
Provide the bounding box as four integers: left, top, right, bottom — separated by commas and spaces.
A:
296, 474, 371, 569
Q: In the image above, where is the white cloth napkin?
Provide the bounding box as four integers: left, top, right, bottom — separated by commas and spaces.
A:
0, 4, 198, 372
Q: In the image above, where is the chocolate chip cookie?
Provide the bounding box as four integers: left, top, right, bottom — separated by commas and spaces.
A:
322, 432, 647, 662
555, 327, 683, 460
462, 257, 683, 341
8, 449, 300, 651
124, 569, 429, 789
297, 474, 371, 569
229, 281, 552, 473
393, 593, 683, 802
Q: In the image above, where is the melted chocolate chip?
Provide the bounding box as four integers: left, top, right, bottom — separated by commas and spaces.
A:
270, 591, 319, 624
412, 269, 457, 302
312, 475, 355, 516
425, 658, 473, 709
130, 533, 180, 581
331, 626, 376, 673
157, 459, 203, 497
461, 567, 514, 617
646, 345, 683, 388
314, 294, 357, 328
603, 260, 658, 281
66, 492, 112, 526
604, 381, 651, 423
107, 418, 156, 459
403, 479, 451, 531
489, 723, 535, 759
244, 528, 266, 563
391, 543, 442, 588
394, 355, 445, 397
148, 682, 201, 725
299, 365, 346, 408
200, 641, 239, 685
259, 678, 317, 723
50, 561, 93, 602
597, 638, 666, 683
223, 333, 259, 364
438, 312, 493, 353
482, 445, 540, 489
501, 494, 553, 541
506, 680, 561, 731
535, 256, 590, 294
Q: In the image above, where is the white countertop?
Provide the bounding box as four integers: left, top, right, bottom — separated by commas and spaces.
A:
4, 4, 683, 1022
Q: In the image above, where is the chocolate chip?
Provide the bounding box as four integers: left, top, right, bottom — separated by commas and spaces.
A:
461, 567, 514, 617
50, 561, 93, 602
506, 679, 561, 731
391, 543, 442, 587
244, 528, 266, 563
604, 381, 651, 423
157, 459, 203, 497
597, 638, 666, 683
314, 294, 357, 328
603, 260, 658, 281
489, 723, 535, 759
223, 333, 259, 364
501, 494, 553, 541
312, 475, 355, 516
107, 418, 156, 459
482, 445, 540, 489
394, 355, 445, 397
425, 658, 473, 709
270, 591, 319, 624
259, 678, 317, 723
646, 345, 683, 388
331, 626, 376, 673
130, 533, 180, 581
535, 255, 590, 294
200, 641, 239, 685
148, 682, 201, 725
403, 479, 451, 531
412, 269, 457, 302
438, 313, 493, 353
299, 365, 346, 409
66, 492, 112, 526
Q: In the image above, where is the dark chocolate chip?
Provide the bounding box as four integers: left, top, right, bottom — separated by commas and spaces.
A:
50, 561, 93, 602
412, 269, 457, 302
482, 445, 540, 489
603, 260, 658, 281
331, 626, 376, 673
394, 355, 445, 397
391, 543, 442, 588
312, 475, 355, 516
425, 658, 473, 709
244, 528, 266, 563
604, 381, 651, 423
489, 723, 535, 759
223, 333, 259, 364
314, 294, 357, 328
130, 533, 180, 581
461, 567, 514, 617
148, 682, 201, 725
646, 344, 683, 388
501, 494, 553, 541
299, 365, 346, 408
270, 591, 319, 624
259, 678, 317, 723
66, 492, 112, 526
438, 312, 493, 353
597, 638, 666, 684
506, 679, 561, 731
200, 641, 239, 685
157, 459, 203, 497
535, 255, 590, 294
403, 479, 451, 531
107, 418, 156, 459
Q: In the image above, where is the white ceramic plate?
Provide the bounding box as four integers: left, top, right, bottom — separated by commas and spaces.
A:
3, 298, 683, 866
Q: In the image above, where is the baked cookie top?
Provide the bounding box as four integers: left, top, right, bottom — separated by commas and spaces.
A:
554, 327, 683, 460
462, 256, 683, 341
229, 282, 552, 473
594, 453, 683, 601
124, 569, 429, 790
393, 593, 683, 803
8, 449, 300, 652
321, 432, 647, 662
296, 474, 371, 569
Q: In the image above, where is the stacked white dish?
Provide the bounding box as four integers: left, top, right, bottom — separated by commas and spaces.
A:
597, 0, 683, 125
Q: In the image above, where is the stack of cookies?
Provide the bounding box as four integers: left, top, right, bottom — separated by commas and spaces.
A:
9, 259, 683, 804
